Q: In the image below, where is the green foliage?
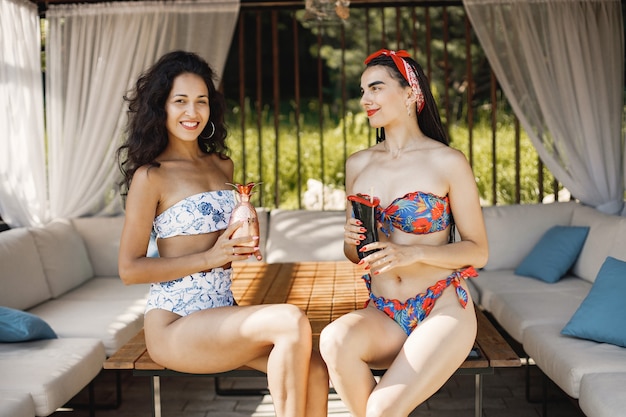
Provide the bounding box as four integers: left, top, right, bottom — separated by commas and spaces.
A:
226, 99, 558, 209
449, 112, 557, 205
221, 6, 489, 126
222, 5, 564, 209
296, 6, 490, 125
226, 98, 369, 208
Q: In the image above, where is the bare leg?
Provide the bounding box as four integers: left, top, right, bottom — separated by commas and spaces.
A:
319, 307, 406, 417
262, 305, 311, 416
144, 303, 314, 417
367, 290, 477, 417
319, 284, 477, 417
306, 350, 330, 417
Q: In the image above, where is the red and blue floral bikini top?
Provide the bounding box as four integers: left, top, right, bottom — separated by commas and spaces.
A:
374, 191, 451, 237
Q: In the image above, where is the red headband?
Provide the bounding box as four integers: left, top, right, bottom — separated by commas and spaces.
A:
364, 49, 425, 114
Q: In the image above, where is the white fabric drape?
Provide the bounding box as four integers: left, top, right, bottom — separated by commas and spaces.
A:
0, 0, 48, 227
44, 0, 240, 220
1, 0, 239, 227
464, 0, 625, 215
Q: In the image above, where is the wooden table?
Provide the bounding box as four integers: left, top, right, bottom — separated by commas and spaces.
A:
104, 261, 520, 417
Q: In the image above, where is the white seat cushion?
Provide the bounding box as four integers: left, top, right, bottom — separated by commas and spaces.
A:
0, 338, 105, 416
29, 278, 148, 356
488, 288, 587, 343
471, 270, 590, 312
54, 277, 149, 302
523, 323, 626, 398
579, 373, 626, 417
31, 300, 144, 357
0, 391, 35, 417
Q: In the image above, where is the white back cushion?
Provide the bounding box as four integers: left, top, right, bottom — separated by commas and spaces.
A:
30, 219, 93, 298
571, 204, 626, 283
265, 209, 346, 263
71, 216, 124, 277
0, 228, 51, 310
481, 202, 577, 271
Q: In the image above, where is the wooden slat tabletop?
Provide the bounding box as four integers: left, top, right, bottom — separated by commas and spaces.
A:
104, 261, 520, 372
475, 306, 521, 367
104, 329, 150, 370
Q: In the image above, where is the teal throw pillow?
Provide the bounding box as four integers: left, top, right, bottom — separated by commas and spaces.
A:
515, 225, 590, 283
0, 306, 57, 342
561, 257, 626, 348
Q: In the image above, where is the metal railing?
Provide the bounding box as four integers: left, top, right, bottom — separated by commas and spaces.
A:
220, 0, 563, 209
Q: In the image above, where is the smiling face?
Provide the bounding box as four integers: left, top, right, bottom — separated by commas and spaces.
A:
360, 66, 413, 129
165, 72, 210, 143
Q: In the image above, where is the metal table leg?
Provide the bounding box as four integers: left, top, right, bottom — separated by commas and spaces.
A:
475, 373, 483, 417
151, 376, 162, 417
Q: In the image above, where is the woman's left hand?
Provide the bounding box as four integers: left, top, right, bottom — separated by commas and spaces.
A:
359, 241, 419, 275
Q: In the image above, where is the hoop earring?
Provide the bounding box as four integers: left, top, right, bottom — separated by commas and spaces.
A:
200, 121, 215, 139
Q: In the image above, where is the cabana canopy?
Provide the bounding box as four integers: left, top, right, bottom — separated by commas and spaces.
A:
0, 0, 623, 227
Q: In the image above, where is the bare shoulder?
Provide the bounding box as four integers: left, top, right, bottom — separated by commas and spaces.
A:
211, 152, 234, 168
432, 145, 472, 172
131, 164, 163, 191
125, 164, 162, 216
209, 152, 234, 179
347, 146, 377, 172
432, 143, 468, 161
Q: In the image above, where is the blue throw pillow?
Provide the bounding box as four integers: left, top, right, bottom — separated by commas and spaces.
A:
562, 257, 626, 348
0, 307, 57, 342
514, 225, 590, 283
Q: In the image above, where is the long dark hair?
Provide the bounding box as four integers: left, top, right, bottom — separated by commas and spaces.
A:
365, 54, 448, 146
116, 50, 229, 196
366, 53, 455, 242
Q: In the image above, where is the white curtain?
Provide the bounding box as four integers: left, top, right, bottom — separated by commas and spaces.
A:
0, 0, 239, 227
0, 0, 48, 227
464, 0, 625, 215
44, 0, 240, 220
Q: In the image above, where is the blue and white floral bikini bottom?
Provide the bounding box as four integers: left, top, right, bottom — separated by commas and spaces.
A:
145, 267, 235, 316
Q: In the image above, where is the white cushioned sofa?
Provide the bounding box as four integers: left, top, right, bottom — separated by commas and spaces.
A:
0, 216, 149, 417
467, 202, 626, 417
2, 201, 625, 417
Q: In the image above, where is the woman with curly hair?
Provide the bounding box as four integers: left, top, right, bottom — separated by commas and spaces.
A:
117, 50, 328, 417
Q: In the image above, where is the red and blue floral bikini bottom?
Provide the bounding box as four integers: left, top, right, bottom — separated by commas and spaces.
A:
363, 266, 478, 335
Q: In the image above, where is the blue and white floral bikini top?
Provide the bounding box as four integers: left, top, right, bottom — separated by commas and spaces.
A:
153, 190, 237, 239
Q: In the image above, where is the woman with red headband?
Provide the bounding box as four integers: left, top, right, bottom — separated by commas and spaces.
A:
319, 49, 489, 416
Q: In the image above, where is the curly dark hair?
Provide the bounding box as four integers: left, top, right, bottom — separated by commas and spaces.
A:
117, 50, 229, 196
365, 54, 448, 147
